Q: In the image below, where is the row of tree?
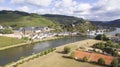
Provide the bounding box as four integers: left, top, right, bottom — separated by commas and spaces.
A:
93, 42, 119, 56
97, 58, 118, 67
0, 29, 13, 34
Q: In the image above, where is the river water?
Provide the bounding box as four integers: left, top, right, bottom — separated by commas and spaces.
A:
106, 28, 120, 36
0, 36, 87, 66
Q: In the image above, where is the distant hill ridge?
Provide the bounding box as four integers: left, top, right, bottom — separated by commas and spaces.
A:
42, 14, 120, 28
41, 14, 84, 25
90, 20, 120, 28
0, 10, 119, 29
107, 19, 120, 27
0, 10, 30, 16
41, 14, 96, 32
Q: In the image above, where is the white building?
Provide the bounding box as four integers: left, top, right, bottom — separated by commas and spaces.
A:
87, 29, 105, 36
0, 25, 3, 29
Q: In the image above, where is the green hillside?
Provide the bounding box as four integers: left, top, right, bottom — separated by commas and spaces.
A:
0, 10, 95, 32
0, 10, 57, 28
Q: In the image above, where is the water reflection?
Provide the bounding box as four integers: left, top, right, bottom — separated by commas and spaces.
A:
0, 36, 87, 66
107, 28, 120, 36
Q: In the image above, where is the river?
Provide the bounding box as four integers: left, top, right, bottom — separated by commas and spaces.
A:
0, 36, 88, 66
106, 28, 120, 36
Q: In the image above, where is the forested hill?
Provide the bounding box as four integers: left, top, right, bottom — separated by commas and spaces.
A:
107, 19, 120, 27
90, 19, 120, 28
41, 14, 84, 25
41, 14, 95, 32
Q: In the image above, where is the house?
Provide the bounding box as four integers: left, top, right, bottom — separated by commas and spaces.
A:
87, 30, 96, 36
87, 29, 105, 36
0, 25, 3, 29
58, 32, 70, 36
34, 27, 44, 33
20, 27, 34, 36
43, 27, 52, 32
20, 26, 53, 35
75, 50, 114, 65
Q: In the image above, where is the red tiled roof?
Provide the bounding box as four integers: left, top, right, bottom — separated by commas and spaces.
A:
75, 50, 114, 65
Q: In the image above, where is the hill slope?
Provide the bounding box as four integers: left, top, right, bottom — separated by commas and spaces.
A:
41, 14, 84, 25
42, 14, 95, 32
0, 10, 56, 28
91, 19, 120, 28
107, 19, 120, 27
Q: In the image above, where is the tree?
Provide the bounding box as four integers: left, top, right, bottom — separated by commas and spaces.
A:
22, 37, 29, 41
112, 51, 118, 56
64, 46, 71, 54
83, 56, 88, 62
115, 33, 120, 36
70, 52, 75, 59
111, 59, 118, 67
107, 40, 112, 45
95, 34, 109, 41
103, 47, 112, 52
97, 58, 105, 65
44, 50, 48, 55
0, 29, 13, 34
93, 43, 105, 49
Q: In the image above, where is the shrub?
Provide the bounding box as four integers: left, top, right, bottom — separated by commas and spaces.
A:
95, 34, 109, 41
40, 51, 45, 55
0, 29, 13, 34
48, 49, 51, 52
106, 40, 112, 45
115, 33, 120, 36
70, 52, 75, 59
111, 59, 118, 67
103, 47, 113, 54
112, 51, 119, 56
64, 46, 71, 54
97, 58, 105, 65
83, 56, 88, 62
44, 50, 48, 55
93, 42, 105, 49
22, 37, 29, 41
51, 48, 54, 51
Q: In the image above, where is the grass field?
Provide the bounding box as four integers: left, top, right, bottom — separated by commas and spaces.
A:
0, 36, 26, 48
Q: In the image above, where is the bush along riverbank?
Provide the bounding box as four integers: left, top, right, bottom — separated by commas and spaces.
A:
4, 48, 56, 67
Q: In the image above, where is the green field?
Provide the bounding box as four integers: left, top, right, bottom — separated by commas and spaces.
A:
0, 13, 57, 28
0, 36, 26, 48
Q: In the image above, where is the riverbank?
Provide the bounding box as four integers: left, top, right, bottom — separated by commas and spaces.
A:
17, 39, 104, 67
0, 36, 64, 51
0, 36, 26, 48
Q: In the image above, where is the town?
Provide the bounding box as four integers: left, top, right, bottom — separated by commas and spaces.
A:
0, 24, 119, 67
0, 0, 120, 66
